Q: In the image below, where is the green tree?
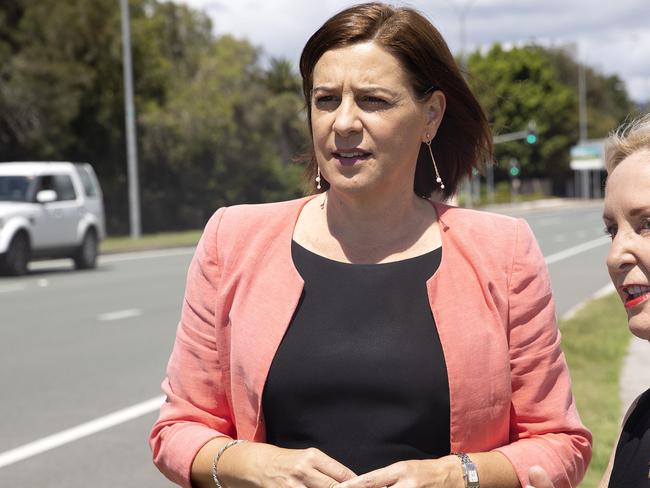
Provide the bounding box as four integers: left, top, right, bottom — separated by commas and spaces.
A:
0, 0, 101, 159
0, 0, 134, 231
543, 46, 636, 139
138, 36, 305, 231
0, 0, 307, 233
263, 57, 308, 165
467, 44, 578, 187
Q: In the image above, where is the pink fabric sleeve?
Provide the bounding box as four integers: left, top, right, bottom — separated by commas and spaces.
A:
149, 208, 234, 488
494, 219, 592, 488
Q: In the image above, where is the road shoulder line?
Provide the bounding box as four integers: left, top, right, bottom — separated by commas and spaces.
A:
545, 236, 610, 265
0, 395, 164, 469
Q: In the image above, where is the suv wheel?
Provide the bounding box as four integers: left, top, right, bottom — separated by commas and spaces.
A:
1, 232, 30, 276
74, 230, 98, 270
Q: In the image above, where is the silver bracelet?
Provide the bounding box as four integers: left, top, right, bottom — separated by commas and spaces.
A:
211, 439, 246, 488
454, 452, 480, 488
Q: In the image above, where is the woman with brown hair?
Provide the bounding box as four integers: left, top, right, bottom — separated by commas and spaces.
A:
150, 3, 591, 488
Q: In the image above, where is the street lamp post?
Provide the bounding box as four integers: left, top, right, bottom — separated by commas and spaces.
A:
457, 0, 477, 63
120, 0, 142, 238
454, 0, 477, 206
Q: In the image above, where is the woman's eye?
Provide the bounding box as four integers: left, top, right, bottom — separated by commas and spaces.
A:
359, 96, 389, 110
640, 218, 650, 234
604, 225, 617, 239
313, 96, 339, 110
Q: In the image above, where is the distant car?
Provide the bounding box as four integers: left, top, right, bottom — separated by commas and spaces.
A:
0, 161, 106, 275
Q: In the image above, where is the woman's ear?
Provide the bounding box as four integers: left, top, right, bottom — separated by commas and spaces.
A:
424, 90, 446, 139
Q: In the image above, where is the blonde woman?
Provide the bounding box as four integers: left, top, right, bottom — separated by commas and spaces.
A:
528, 114, 650, 488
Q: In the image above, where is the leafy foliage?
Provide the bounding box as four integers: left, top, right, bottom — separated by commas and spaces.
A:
467, 44, 578, 187
543, 46, 635, 139
1, 3, 640, 230
466, 43, 636, 193
0, 0, 306, 233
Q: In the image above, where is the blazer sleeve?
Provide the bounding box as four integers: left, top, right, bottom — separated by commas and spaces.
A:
149, 207, 234, 488
493, 219, 592, 488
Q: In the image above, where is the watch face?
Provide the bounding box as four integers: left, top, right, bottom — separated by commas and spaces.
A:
469, 472, 479, 483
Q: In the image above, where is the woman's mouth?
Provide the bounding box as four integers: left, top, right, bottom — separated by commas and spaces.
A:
622, 285, 650, 309
332, 150, 371, 166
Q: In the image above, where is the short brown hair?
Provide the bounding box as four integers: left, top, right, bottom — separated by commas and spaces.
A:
604, 113, 650, 174
299, 2, 493, 198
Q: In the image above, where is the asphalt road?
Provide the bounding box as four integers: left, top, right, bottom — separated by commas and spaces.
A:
502, 201, 612, 317
0, 200, 611, 487
0, 249, 191, 487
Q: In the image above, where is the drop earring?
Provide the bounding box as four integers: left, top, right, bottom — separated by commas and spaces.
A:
315, 167, 322, 190
425, 135, 444, 190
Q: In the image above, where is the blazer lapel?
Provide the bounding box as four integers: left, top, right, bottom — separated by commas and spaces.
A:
228, 198, 310, 440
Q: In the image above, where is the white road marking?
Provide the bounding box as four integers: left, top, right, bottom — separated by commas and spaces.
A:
0, 283, 27, 293
593, 282, 616, 299
545, 236, 610, 265
0, 395, 165, 469
26, 247, 195, 270
97, 309, 142, 321
37, 279, 48, 287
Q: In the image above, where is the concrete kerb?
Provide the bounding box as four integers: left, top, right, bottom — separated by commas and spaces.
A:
561, 282, 615, 322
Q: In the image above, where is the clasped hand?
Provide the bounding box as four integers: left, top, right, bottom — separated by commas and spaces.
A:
241, 443, 463, 488
336, 456, 464, 488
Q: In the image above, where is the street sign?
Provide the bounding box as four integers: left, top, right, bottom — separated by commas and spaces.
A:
570, 140, 605, 170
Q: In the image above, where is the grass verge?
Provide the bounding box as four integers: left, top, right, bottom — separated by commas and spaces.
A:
100, 229, 203, 254
559, 292, 630, 487
458, 181, 548, 207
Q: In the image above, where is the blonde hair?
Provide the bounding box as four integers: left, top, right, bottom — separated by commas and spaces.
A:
604, 113, 650, 173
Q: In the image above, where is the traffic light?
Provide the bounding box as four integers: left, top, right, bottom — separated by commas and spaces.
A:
509, 158, 520, 177
526, 121, 537, 145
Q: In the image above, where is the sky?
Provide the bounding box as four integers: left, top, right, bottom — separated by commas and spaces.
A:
177, 0, 650, 104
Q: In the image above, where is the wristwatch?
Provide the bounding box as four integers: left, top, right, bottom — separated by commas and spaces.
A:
455, 452, 480, 488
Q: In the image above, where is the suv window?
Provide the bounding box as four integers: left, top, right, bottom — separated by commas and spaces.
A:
0, 175, 34, 202
76, 165, 98, 197
36, 174, 77, 201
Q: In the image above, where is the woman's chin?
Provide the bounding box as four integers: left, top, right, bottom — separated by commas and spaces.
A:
327, 175, 379, 195
627, 315, 650, 341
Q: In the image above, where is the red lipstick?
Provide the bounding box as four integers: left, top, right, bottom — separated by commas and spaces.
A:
625, 292, 650, 309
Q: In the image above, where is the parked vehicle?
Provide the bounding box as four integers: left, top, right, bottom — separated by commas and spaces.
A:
0, 162, 106, 275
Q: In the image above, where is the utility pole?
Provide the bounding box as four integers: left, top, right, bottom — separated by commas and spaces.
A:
578, 62, 588, 143
120, 0, 141, 238
577, 47, 590, 199
456, 0, 477, 63
453, 0, 477, 207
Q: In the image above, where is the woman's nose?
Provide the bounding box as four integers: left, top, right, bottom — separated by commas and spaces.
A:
607, 231, 637, 273
332, 98, 362, 136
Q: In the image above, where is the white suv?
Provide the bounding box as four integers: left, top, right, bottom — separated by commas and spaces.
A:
0, 162, 106, 275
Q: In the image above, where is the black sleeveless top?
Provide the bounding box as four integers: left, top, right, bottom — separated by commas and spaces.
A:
608, 387, 650, 487
262, 241, 450, 475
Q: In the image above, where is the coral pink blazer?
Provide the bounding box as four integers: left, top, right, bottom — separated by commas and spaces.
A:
150, 197, 591, 488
